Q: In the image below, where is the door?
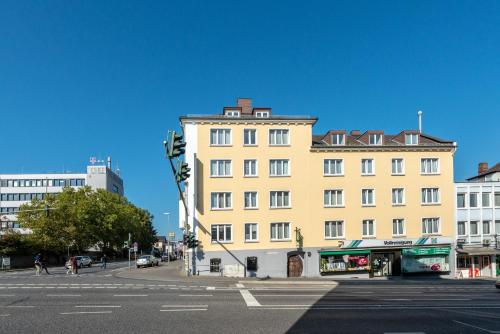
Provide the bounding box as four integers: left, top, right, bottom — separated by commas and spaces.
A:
481, 256, 491, 277
372, 253, 393, 277
287, 255, 303, 277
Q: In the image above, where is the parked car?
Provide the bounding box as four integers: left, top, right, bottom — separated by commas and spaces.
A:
136, 255, 159, 268
496, 278, 500, 289
65, 256, 93, 269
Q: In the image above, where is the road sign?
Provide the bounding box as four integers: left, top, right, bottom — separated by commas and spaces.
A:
133, 242, 138, 252
168, 232, 175, 240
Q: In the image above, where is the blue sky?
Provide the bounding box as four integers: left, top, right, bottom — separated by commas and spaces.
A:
1, 1, 499, 236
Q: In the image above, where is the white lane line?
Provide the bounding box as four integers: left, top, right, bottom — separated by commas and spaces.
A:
160, 309, 207, 312
161, 305, 208, 308
5, 305, 35, 308
60, 311, 112, 315
113, 294, 148, 297
47, 294, 82, 297
179, 295, 213, 297
0, 295, 15, 297
236, 283, 244, 288
240, 289, 261, 307
381, 299, 412, 301
0, 314, 10, 317
206, 286, 215, 291
453, 320, 500, 333
75, 305, 121, 308
254, 294, 324, 297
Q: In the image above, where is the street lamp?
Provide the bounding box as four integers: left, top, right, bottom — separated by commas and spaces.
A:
163, 212, 170, 263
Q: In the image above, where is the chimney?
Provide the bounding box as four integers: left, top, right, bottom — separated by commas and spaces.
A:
350, 130, 361, 136
478, 162, 488, 174
237, 98, 252, 114
107, 156, 112, 169
417, 110, 423, 133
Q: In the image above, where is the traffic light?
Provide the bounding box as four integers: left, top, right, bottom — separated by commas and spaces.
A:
186, 233, 199, 248
176, 160, 191, 183
166, 131, 186, 158
182, 234, 188, 245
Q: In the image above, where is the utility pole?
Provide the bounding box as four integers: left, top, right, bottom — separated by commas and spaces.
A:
163, 212, 170, 264
128, 232, 131, 270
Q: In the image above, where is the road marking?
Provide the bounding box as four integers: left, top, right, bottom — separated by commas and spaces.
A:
381, 299, 412, 301
236, 283, 244, 288
240, 289, 261, 307
453, 320, 500, 333
60, 311, 112, 315
160, 309, 207, 312
113, 294, 148, 297
47, 294, 82, 297
5, 305, 35, 308
254, 294, 324, 297
179, 294, 213, 297
75, 305, 121, 308
0, 295, 15, 297
161, 305, 208, 308
206, 286, 215, 290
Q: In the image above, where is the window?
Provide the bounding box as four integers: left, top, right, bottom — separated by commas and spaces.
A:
324, 221, 344, 238
324, 159, 343, 176
244, 192, 258, 209
361, 159, 374, 175
405, 133, 418, 145
70, 179, 77, 186
269, 159, 290, 176
246, 256, 258, 271
324, 190, 344, 207
270, 222, 290, 240
457, 193, 466, 208
270, 191, 290, 208
483, 221, 491, 235
496, 220, 500, 235
362, 220, 375, 237
269, 129, 289, 145
210, 258, 221, 272
469, 193, 478, 208
361, 189, 375, 206
210, 192, 232, 210
210, 129, 231, 145
226, 110, 240, 117
211, 224, 232, 242
392, 219, 405, 236
331, 134, 345, 145
422, 218, 440, 234
470, 221, 479, 235
243, 160, 257, 177
210, 160, 232, 177
244, 129, 257, 145
457, 221, 466, 236
421, 158, 439, 174
392, 188, 405, 205
482, 192, 491, 207
255, 111, 269, 118
245, 223, 258, 242
422, 188, 440, 204
494, 193, 500, 207
391, 159, 404, 175
368, 134, 383, 145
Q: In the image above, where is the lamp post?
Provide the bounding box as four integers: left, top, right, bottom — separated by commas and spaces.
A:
163, 212, 170, 264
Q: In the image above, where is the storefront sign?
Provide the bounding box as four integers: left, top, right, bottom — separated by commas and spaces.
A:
341, 237, 451, 249
402, 247, 451, 256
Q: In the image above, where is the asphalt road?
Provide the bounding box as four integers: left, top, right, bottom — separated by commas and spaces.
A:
1, 263, 499, 334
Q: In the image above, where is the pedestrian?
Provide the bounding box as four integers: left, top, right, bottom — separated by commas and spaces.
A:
101, 254, 107, 269
41, 255, 50, 275
71, 256, 78, 275
66, 257, 73, 275
34, 253, 41, 276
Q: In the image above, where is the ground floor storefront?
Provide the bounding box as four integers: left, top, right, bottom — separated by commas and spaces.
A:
455, 247, 500, 278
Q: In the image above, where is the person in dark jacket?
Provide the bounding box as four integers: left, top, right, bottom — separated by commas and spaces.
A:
41, 256, 50, 274
71, 256, 78, 274
101, 254, 107, 269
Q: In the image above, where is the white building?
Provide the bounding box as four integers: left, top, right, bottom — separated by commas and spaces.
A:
455, 162, 500, 278
0, 157, 124, 234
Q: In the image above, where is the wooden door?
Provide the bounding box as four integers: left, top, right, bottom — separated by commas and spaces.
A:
287, 255, 303, 277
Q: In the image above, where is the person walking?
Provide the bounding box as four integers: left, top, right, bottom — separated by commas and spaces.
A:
101, 254, 107, 269
66, 257, 74, 275
34, 253, 41, 276
41, 256, 50, 275
71, 256, 78, 275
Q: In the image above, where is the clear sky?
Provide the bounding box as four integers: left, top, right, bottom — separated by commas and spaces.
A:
1, 1, 499, 236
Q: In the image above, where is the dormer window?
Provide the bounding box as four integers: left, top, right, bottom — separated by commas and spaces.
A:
331, 134, 345, 146
225, 109, 240, 117
368, 134, 383, 145
405, 133, 418, 145
255, 111, 269, 118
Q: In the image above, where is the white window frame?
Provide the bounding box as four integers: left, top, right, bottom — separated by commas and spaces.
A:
469, 221, 479, 236
368, 134, 383, 145
210, 160, 232, 177
405, 133, 419, 145
469, 193, 479, 208
361, 159, 375, 175
269, 129, 290, 146
457, 193, 466, 208
243, 159, 258, 177
226, 110, 240, 117
361, 189, 375, 206
210, 128, 232, 146
457, 221, 467, 236
483, 220, 491, 235
422, 217, 440, 235
392, 218, 405, 236
244, 191, 258, 209
324, 221, 344, 239
362, 219, 376, 237
422, 188, 440, 205
421, 158, 440, 175
324, 159, 344, 176
270, 222, 291, 241
324, 189, 344, 207
482, 192, 491, 208
391, 158, 405, 175
331, 134, 345, 146
255, 111, 269, 118
211, 224, 233, 243
244, 223, 259, 242
269, 159, 290, 177
392, 188, 405, 206
269, 191, 291, 209
210, 192, 232, 210
243, 129, 257, 146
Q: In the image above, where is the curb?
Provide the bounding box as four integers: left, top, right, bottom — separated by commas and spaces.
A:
238, 280, 339, 285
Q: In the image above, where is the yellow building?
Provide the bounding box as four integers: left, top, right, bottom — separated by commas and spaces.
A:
180, 98, 457, 278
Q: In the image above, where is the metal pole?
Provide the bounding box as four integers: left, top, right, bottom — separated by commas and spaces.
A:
128, 233, 131, 270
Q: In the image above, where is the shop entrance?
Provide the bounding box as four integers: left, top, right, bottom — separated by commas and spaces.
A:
287, 254, 303, 277
372, 251, 401, 277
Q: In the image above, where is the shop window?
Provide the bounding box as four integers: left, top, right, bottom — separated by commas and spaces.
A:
247, 257, 258, 271
320, 252, 370, 273
210, 258, 221, 273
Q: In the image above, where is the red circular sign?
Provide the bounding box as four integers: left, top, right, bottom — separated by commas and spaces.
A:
431, 263, 441, 271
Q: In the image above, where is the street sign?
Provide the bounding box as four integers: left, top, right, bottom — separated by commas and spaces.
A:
168, 232, 175, 240
133, 242, 138, 252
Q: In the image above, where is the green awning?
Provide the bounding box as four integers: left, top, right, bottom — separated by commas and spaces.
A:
320, 250, 370, 256
402, 247, 451, 256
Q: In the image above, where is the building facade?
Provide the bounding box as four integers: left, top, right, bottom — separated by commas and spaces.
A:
455, 162, 500, 278
180, 98, 457, 278
0, 158, 124, 234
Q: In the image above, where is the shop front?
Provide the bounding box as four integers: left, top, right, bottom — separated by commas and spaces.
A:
401, 247, 451, 274
319, 250, 371, 277
455, 247, 500, 278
